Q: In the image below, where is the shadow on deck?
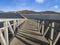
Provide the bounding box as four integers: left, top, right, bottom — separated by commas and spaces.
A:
10, 20, 49, 45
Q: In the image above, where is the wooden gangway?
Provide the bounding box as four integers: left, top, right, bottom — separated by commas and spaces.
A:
10, 19, 49, 45
0, 13, 26, 45
22, 14, 60, 45
0, 14, 60, 45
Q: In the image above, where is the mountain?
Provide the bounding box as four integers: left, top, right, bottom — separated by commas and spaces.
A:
17, 10, 39, 14
17, 10, 60, 14
0, 11, 4, 13
40, 11, 60, 14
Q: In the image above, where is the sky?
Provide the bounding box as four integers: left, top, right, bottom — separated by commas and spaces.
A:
0, 0, 60, 12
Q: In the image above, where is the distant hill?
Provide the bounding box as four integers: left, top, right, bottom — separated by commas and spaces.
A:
40, 11, 60, 14
0, 11, 4, 13
17, 10, 39, 14
17, 10, 60, 14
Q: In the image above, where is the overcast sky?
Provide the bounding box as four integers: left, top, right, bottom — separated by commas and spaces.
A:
0, 0, 60, 12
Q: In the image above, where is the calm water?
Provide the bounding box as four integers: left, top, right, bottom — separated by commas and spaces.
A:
0, 14, 60, 45
0, 13, 23, 18
23, 14, 60, 21
23, 14, 60, 45
0, 13, 24, 28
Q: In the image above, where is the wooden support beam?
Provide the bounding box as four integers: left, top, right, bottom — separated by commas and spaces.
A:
4, 21, 9, 45
43, 23, 51, 37
0, 31, 7, 45
0, 19, 26, 45
38, 20, 43, 33
38, 20, 40, 32
50, 22, 55, 45
53, 32, 60, 45
13, 20, 16, 31
37, 20, 40, 31
7, 21, 14, 36
37, 20, 38, 31
0, 39, 3, 45
42, 21, 44, 35
18, 20, 20, 25
38, 20, 41, 32
35, 19, 37, 30
18, 20, 20, 26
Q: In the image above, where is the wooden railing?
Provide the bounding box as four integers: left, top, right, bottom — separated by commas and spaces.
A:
0, 19, 26, 45
33, 19, 60, 45
21, 14, 60, 45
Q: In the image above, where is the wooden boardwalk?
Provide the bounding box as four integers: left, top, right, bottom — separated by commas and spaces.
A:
10, 20, 49, 45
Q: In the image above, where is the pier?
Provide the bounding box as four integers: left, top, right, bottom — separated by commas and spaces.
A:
0, 13, 60, 45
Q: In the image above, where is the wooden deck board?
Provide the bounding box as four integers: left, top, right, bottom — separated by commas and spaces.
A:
10, 20, 49, 45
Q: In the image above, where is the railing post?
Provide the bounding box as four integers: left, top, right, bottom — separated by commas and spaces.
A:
37, 20, 40, 31
13, 20, 16, 31
43, 23, 51, 37
17, 19, 20, 32
35, 19, 37, 30
4, 21, 9, 45
38, 20, 41, 32
42, 21, 44, 35
50, 22, 55, 45
37, 20, 38, 31
35, 19, 38, 30
53, 32, 60, 45
7, 21, 14, 36
18, 20, 20, 26
0, 31, 7, 45
38, 20, 40, 32
0, 39, 4, 45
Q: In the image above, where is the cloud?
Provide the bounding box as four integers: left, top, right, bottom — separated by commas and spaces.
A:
54, 5, 58, 9
35, 0, 44, 3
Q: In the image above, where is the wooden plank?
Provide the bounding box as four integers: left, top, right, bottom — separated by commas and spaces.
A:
0, 31, 7, 45
4, 21, 9, 45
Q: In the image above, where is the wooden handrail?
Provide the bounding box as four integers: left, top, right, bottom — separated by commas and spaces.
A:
0, 18, 26, 45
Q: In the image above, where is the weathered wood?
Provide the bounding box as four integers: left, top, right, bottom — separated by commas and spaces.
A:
42, 21, 44, 35
13, 20, 16, 31
50, 22, 55, 45
7, 21, 14, 35
0, 18, 26, 45
53, 32, 60, 45
0, 31, 7, 45
4, 21, 9, 45
43, 23, 51, 37
10, 20, 49, 45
